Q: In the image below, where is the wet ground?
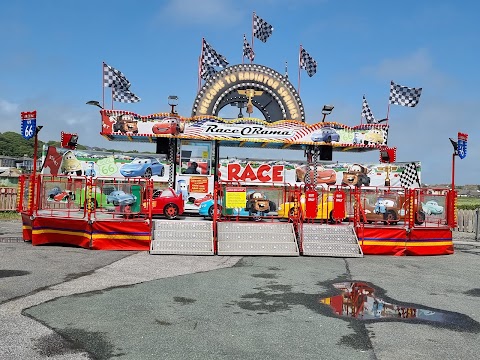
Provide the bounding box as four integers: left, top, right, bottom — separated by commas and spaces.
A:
1, 220, 479, 359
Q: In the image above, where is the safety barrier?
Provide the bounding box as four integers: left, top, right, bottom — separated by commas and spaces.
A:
30, 175, 152, 221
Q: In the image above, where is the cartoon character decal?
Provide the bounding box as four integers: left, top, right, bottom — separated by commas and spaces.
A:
61, 150, 82, 176
84, 161, 96, 177
342, 164, 371, 187
364, 129, 385, 145
113, 114, 138, 134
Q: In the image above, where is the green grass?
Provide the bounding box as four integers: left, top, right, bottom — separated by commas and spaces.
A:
0, 212, 21, 220
457, 197, 480, 210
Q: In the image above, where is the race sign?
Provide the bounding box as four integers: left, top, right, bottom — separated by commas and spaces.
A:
457, 132, 468, 160
21, 111, 37, 140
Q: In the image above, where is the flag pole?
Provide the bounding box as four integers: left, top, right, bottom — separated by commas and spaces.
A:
251, 12, 255, 64
102, 62, 105, 109
242, 34, 245, 65
298, 44, 302, 95
198, 38, 204, 92
360, 95, 364, 125
386, 80, 392, 123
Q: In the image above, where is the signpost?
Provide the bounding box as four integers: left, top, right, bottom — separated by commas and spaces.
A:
21, 111, 37, 140
457, 132, 468, 160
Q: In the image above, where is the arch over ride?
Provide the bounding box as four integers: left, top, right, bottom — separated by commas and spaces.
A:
192, 64, 305, 122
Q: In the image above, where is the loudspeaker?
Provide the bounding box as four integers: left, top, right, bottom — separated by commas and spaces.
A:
156, 137, 170, 154
319, 145, 332, 161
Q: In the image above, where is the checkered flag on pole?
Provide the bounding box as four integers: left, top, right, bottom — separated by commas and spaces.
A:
300, 48, 317, 77
253, 13, 273, 43
389, 81, 423, 107
243, 34, 255, 61
201, 63, 217, 80
112, 87, 141, 103
400, 162, 421, 188
103, 63, 131, 89
202, 39, 228, 68
362, 96, 376, 124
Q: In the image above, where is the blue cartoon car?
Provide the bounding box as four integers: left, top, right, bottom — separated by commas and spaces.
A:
421, 200, 444, 215
311, 127, 340, 143
199, 199, 221, 218
106, 190, 137, 206
120, 157, 164, 178
199, 191, 274, 221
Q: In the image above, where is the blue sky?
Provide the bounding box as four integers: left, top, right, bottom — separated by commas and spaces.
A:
0, 0, 478, 185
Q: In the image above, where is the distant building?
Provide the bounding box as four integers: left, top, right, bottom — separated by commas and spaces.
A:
0, 155, 42, 172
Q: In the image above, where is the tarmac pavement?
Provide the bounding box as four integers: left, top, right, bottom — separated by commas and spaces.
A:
1, 219, 479, 359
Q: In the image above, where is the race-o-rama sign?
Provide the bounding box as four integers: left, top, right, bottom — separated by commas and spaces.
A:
192, 64, 305, 122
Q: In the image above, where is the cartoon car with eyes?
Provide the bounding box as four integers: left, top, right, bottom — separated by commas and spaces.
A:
61, 150, 83, 176
152, 117, 180, 135
342, 164, 371, 187
311, 127, 340, 143
120, 157, 165, 178
357, 194, 425, 225
247, 192, 271, 216
113, 114, 138, 133
421, 200, 444, 215
364, 129, 385, 145
295, 165, 337, 185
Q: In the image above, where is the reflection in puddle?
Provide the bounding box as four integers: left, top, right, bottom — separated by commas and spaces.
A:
321, 282, 448, 323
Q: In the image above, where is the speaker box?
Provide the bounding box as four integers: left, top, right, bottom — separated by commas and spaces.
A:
156, 137, 170, 154
319, 145, 332, 161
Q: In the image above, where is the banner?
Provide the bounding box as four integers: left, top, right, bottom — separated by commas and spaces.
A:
457, 132, 468, 160
21, 111, 37, 140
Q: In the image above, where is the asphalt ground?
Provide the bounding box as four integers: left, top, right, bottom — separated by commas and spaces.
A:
1, 220, 479, 360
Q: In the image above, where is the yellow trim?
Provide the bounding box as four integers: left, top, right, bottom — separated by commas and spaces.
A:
361, 241, 452, 247
22, 225, 32, 231
403, 241, 453, 247
32, 229, 90, 237
91, 234, 150, 241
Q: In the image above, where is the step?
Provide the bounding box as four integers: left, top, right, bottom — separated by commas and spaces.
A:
151, 240, 214, 255
300, 224, 363, 257
217, 222, 294, 234
218, 232, 295, 242
302, 242, 363, 257
303, 232, 358, 243
302, 224, 355, 234
217, 241, 299, 256
151, 220, 214, 255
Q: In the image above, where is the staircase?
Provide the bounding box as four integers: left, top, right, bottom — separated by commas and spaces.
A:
301, 224, 363, 257
150, 220, 214, 255
217, 222, 299, 256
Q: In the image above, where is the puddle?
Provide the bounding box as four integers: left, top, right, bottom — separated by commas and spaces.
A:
320, 282, 474, 327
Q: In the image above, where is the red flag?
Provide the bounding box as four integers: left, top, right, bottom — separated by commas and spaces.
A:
41, 146, 62, 175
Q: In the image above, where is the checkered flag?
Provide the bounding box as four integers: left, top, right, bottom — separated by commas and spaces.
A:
300, 48, 317, 77
389, 81, 423, 107
202, 39, 228, 68
201, 63, 217, 80
253, 13, 273, 43
361, 96, 376, 124
112, 87, 141, 103
103, 63, 131, 89
243, 34, 255, 61
400, 162, 420, 188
